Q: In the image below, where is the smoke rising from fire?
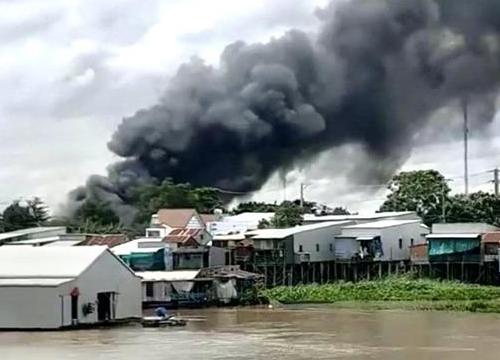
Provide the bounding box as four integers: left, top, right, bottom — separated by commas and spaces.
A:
70, 0, 500, 222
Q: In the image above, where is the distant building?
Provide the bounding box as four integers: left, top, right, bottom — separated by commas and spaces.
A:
303, 211, 419, 225
151, 209, 205, 231
0, 246, 141, 330
246, 221, 353, 265
0, 226, 67, 245
206, 212, 275, 235
336, 220, 427, 261
137, 266, 263, 308
426, 223, 499, 263
482, 232, 500, 263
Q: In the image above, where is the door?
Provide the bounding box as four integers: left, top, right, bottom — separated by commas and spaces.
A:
97, 292, 116, 321
71, 295, 78, 322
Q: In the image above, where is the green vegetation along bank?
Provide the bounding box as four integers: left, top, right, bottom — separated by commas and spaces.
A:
262, 277, 500, 313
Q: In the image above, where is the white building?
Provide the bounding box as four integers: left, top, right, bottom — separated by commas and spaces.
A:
207, 212, 275, 235
336, 219, 428, 261
0, 226, 67, 245
137, 270, 201, 305
247, 221, 353, 264
0, 246, 141, 330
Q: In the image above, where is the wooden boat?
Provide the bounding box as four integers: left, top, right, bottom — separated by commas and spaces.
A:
141, 316, 187, 328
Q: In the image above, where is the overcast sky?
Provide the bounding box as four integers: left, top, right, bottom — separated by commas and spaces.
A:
2, 0, 500, 213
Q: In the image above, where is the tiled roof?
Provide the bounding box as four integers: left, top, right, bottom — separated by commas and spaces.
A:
157, 209, 197, 227
79, 234, 130, 248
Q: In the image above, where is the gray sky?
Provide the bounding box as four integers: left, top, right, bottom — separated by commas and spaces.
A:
1, 0, 500, 213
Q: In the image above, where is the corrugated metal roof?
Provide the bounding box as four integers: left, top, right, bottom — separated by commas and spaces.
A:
0, 278, 73, 287
6, 237, 60, 245
426, 233, 480, 239
0, 227, 66, 241
0, 246, 107, 279
343, 219, 421, 229
79, 234, 129, 247
248, 221, 353, 239
111, 238, 165, 256
136, 270, 200, 282
303, 212, 416, 222
213, 233, 246, 241
482, 232, 500, 244
44, 240, 83, 247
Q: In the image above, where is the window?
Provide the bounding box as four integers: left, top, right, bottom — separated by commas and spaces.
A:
145, 282, 154, 297
398, 238, 403, 249
329, 244, 334, 252
147, 230, 160, 238
410, 238, 414, 247
316, 244, 320, 252
299, 245, 303, 252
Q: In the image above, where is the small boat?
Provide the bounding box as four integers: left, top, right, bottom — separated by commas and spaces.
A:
141, 315, 187, 328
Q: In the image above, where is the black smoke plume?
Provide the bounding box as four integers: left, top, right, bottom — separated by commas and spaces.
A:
70, 0, 500, 223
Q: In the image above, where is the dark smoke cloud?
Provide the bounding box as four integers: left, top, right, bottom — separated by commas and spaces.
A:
70, 0, 500, 222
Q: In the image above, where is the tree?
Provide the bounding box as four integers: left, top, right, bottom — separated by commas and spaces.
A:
267, 201, 304, 228
132, 179, 223, 224
445, 192, 500, 225
75, 200, 120, 227
191, 187, 224, 213
27, 197, 50, 225
379, 170, 450, 225
2, 201, 37, 232
332, 207, 350, 215
231, 201, 279, 214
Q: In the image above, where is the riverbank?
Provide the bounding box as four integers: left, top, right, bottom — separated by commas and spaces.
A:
262, 277, 500, 313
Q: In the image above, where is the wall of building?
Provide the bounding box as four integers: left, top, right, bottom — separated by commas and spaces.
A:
209, 247, 226, 267
341, 223, 427, 261
293, 225, 342, 263
143, 281, 172, 303
186, 215, 204, 229
0, 284, 71, 329
73, 251, 142, 325
335, 238, 359, 260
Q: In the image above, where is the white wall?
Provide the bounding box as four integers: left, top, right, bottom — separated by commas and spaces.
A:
293, 225, 343, 262
74, 251, 142, 325
341, 223, 427, 261
335, 238, 359, 260
143, 281, 172, 302
0, 284, 72, 329
187, 214, 204, 229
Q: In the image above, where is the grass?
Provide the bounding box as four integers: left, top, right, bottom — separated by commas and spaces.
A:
261, 276, 500, 313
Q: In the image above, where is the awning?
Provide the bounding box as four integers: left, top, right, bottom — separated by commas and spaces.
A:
426, 233, 480, 239
356, 236, 377, 241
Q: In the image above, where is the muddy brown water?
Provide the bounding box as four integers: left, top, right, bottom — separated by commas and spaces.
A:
1, 306, 500, 359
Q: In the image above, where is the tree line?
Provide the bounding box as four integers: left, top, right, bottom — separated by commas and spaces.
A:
3, 169, 500, 234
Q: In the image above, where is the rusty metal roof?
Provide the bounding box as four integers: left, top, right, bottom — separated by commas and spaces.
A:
482, 232, 500, 244
79, 234, 130, 248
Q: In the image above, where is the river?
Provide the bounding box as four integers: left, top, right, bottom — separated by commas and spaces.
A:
1, 306, 500, 359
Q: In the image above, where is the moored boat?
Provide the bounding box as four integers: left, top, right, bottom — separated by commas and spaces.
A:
141, 316, 187, 328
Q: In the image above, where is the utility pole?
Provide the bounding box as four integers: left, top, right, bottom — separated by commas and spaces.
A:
299, 183, 310, 208
282, 176, 287, 202
300, 183, 305, 208
442, 179, 453, 223
494, 168, 499, 197
442, 183, 447, 223
462, 97, 469, 195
